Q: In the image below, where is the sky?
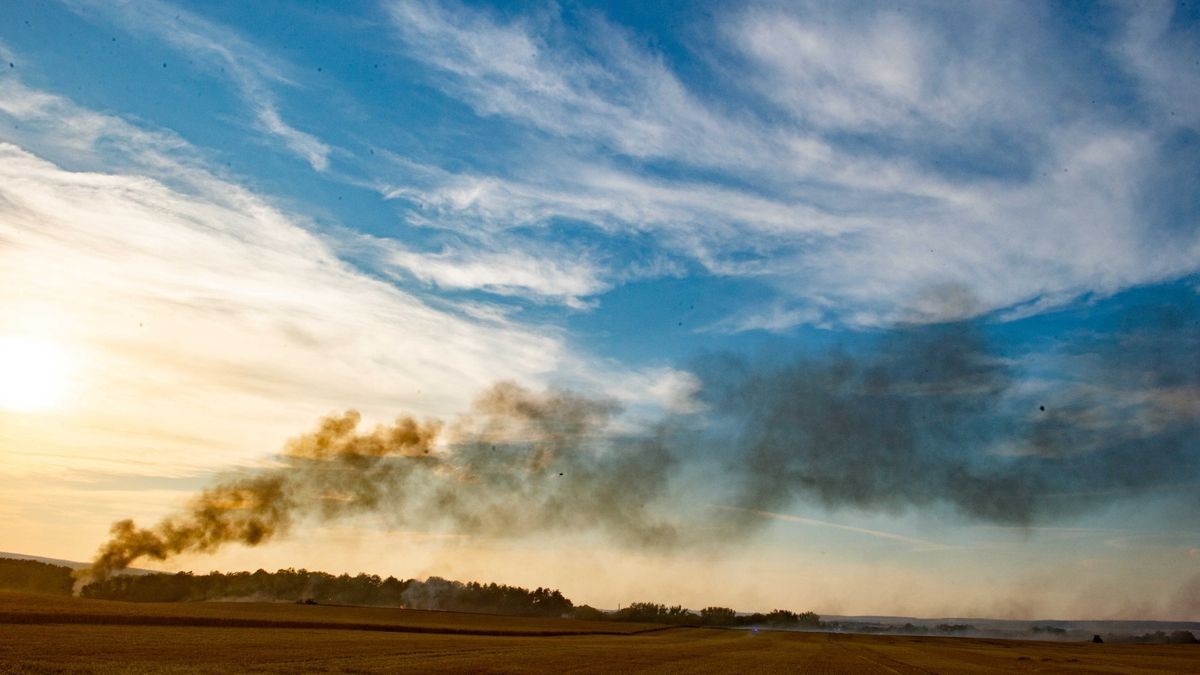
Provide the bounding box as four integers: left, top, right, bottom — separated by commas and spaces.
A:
0, 0, 1198, 620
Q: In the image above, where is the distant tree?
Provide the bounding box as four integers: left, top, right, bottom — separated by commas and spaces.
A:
737, 612, 767, 627
612, 602, 669, 623
1113, 630, 1200, 644
571, 604, 606, 621
661, 605, 698, 624
1169, 631, 1198, 644
796, 611, 821, 627
379, 576, 407, 606
764, 609, 798, 624
700, 606, 737, 626
0, 558, 74, 595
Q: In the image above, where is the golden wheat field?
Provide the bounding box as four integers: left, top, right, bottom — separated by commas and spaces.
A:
0, 592, 1196, 674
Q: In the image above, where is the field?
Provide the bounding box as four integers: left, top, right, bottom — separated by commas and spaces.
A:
0, 592, 1196, 673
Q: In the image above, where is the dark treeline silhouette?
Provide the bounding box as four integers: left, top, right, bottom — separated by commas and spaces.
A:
4, 557, 822, 625
79, 570, 822, 626
599, 602, 821, 628
399, 576, 571, 616
0, 558, 74, 595
821, 620, 977, 635
81, 568, 405, 606
79, 569, 572, 617
933, 623, 975, 634
1105, 630, 1198, 644
11, 558, 1196, 641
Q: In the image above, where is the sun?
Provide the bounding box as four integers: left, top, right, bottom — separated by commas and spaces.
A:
0, 336, 72, 412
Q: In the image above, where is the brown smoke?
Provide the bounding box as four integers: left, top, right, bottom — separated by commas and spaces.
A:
86, 383, 676, 582
85, 294, 1200, 583
86, 413, 439, 582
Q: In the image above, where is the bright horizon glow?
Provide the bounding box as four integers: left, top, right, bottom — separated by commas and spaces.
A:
0, 336, 72, 412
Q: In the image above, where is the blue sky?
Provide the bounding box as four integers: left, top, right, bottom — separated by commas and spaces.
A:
0, 0, 1198, 619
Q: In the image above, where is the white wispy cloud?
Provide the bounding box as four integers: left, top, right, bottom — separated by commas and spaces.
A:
700, 304, 828, 335
375, 156, 857, 290
1115, 1, 1200, 129
0, 74, 686, 488
382, 0, 1200, 329
385, 243, 609, 308
0, 67, 704, 560
63, 0, 333, 171
25, 0, 1190, 331
727, 3, 1051, 135
385, 0, 756, 166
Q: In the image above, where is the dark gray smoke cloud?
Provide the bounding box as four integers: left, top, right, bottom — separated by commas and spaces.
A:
87, 290, 1199, 579
1021, 293, 1200, 502
700, 291, 1199, 526
695, 323, 1046, 524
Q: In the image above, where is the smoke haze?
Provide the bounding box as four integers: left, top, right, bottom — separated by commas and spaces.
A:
697, 300, 1199, 526
88, 295, 1199, 580
88, 383, 677, 581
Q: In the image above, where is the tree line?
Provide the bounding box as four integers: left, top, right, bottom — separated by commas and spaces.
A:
79, 568, 573, 617
1, 557, 821, 626
572, 602, 820, 628
0, 558, 74, 595
1104, 630, 1198, 644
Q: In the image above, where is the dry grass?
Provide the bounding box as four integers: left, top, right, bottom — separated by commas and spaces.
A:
0, 592, 1196, 673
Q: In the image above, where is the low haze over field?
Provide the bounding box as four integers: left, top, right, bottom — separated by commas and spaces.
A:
0, 0, 1197, 621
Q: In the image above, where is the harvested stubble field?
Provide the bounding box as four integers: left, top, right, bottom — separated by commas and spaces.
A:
0, 592, 1196, 674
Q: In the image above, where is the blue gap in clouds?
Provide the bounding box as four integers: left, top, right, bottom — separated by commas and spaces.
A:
1138, 128, 1200, 243
0, 1, 540, 241
570, 275, 1200, 398
985, 277, 1200, 353
0, 4, 234, 154
0, 4, 357, 220
1041, 1, 1150, 122
563, 274, 845, 368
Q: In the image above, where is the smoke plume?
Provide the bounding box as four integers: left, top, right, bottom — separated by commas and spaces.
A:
86, 292, 1199, 580
695, 323, 1042, 524
699, 294, 1199, 526
87, 383, 675, 582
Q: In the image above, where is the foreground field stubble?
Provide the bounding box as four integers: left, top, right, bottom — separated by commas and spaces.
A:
0, 593, 1196, 674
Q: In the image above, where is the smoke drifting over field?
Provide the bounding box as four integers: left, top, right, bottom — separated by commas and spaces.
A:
87, 295, 1199, 580
89, 384, 676, 581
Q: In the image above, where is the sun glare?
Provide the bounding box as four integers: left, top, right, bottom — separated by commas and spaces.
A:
0, 336, 72, 412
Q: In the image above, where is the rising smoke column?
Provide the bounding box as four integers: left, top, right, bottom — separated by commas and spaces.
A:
88, 414, 441, 581
87, 383, 677, 581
